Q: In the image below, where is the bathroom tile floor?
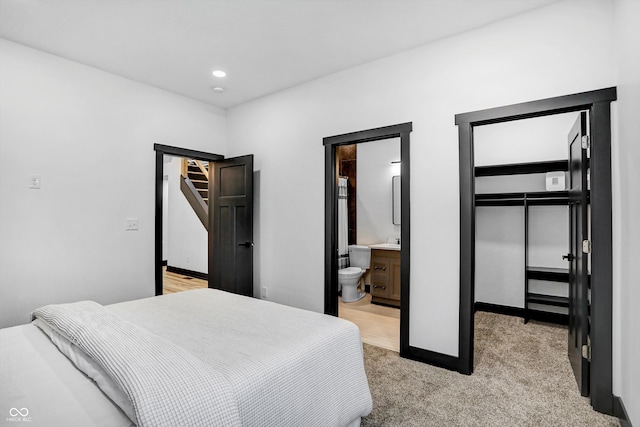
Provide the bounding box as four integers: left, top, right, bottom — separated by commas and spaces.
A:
338, 293, 400, 352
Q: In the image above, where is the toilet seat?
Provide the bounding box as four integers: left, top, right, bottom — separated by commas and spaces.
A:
338, 267, 362, 278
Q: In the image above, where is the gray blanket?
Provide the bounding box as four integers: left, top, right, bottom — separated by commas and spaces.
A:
34, 301, 242, 427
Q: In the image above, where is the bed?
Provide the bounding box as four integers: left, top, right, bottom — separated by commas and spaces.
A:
0, 289, 372, 426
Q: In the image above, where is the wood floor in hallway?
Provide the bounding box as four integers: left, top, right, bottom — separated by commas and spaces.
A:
163, 267, 208, 294
339, 293, 400, 353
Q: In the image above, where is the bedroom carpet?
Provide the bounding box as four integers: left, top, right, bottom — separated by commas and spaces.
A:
360, 311, 620, 426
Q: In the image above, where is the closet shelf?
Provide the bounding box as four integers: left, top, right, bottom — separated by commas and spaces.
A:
526, 293, 569, 308
526, 267, 569, 282
475, 191, 569, 206
475, 160, 568, 177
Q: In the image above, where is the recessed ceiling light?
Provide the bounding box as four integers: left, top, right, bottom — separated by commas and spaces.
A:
212, 70, 226, 78
211, 87, 225, 93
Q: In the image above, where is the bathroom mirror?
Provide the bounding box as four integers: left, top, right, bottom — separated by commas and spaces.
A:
392, 175, 401, 225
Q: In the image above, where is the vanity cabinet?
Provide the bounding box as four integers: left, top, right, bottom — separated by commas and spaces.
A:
370, 249, 401, 307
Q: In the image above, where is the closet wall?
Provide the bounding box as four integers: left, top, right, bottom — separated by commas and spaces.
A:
474, 112, 579, 317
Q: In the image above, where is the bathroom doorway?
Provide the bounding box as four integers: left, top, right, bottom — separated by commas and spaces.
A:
323, 122, 412, 357
335, 140, 401, 352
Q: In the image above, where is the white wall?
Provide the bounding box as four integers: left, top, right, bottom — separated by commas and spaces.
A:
0, 38, 227, 328
226, 0, 616, 356
475, 205, 569, 310
474, 113, 571, 310
475, 206, 525, 307
166, 156, 208, 274
356, 138, 400, 246
474, 112, 579, 166
613, 0, 640, 424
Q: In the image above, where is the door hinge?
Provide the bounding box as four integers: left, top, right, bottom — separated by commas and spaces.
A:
581, 135, 590, 150
582, 240, 591, 254
582, 337, 592, 362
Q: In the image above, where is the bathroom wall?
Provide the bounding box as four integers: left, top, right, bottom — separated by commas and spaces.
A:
356, 138, 401, 246
337, 144, 357, 245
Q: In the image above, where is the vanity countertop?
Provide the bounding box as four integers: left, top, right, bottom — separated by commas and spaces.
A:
369, 243, 401, 251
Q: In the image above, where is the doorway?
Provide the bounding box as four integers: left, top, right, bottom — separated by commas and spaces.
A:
323, 123, 412, 357
161, 155, 210, 294
456, 87, 616, 415
334, 139, 401, 352
154, 144, 254, 297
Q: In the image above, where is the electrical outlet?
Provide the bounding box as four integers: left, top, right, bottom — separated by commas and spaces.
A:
261, 287, 268, 299
125, 218, 139, 231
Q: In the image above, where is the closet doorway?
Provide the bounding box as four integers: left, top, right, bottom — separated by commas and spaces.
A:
323, 123, 412, 357
456, 87, 617, 415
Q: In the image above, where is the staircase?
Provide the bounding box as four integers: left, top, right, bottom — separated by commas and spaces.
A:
180, 158, 209, 230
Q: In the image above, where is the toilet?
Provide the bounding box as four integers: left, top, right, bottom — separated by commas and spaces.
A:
338, 245, 371, 303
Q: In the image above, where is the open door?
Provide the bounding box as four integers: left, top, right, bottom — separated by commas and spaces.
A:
567, 112, 590, 396
209, 155, 254, 296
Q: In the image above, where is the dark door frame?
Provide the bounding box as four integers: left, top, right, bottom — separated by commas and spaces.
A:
153, 143, 225, 296
324, 123, 412, 357
455, 87, 617, 414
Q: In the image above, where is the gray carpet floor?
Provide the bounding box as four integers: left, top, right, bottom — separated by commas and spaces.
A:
361, 311, 620, 426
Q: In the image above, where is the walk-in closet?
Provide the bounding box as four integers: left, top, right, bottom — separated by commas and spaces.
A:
458, 87, 616, 413
474, 111, 584, 324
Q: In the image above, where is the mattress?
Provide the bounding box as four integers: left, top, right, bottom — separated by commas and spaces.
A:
1, 289, 372, 426
0, 322, 134, 427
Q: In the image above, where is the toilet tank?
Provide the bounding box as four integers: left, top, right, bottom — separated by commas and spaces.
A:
348, 245, 371, 269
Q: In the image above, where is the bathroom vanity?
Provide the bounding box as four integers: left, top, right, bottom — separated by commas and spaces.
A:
369, 244, 401, 307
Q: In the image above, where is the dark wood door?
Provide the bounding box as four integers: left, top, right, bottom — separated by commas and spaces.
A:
567, 112, 589, 396
209, 155, 254, 296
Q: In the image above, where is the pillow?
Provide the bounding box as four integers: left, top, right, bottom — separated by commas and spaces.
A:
33, 318, 136, 422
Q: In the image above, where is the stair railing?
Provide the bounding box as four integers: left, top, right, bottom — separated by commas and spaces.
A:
180, 158, 209, 230
181, 159, 209, 178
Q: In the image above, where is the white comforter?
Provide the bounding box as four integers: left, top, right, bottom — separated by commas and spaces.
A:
36, 289, 372, 426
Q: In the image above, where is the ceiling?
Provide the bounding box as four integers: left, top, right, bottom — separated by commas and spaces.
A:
0, 0, 559, 109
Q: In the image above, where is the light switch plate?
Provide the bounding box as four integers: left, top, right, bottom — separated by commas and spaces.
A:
125, 218, 139, 231
28, 174, 41, 189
